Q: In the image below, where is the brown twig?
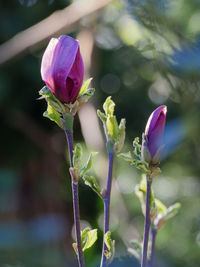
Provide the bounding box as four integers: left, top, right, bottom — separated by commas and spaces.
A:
0, 0, 111, 65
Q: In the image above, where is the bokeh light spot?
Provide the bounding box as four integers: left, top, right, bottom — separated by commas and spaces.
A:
100, 73, 120, 94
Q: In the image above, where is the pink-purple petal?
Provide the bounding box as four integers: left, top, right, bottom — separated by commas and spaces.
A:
41, 35, 84, 104
145, 105, 167, 136
67, 47, 84, 103
144, 105, 167, 161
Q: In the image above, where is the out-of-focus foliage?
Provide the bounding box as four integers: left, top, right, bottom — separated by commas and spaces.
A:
1, 0, 200, 266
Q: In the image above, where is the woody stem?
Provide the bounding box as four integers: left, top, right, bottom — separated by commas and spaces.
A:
65, 129, 85, 267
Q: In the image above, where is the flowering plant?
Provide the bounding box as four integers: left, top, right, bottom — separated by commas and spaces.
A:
39, 35, 180, 267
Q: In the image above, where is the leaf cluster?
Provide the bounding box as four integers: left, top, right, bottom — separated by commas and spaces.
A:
72, 144, 102, 199
119, 137, 151, 176
97, 97, 126, 153
39, 78, 95, 130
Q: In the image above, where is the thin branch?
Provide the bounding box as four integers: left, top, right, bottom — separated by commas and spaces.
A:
65, 129, 85, 267
100, 152, 114, 267
141, 176, 152, 267
0, 0, 111, 65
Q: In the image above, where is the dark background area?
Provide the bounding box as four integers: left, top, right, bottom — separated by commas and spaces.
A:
0, 0, 200, 266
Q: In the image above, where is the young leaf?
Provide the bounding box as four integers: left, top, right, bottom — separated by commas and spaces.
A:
39, 86, 65, 113
73, 143, 82, 177
155, 198, 167, 216
43, 103, 63, 128
135, 161, 151, 176
79, 78, 93, 95
97, 109, 106, 123
118, 151, 133, 162
104, 231, 115, 260
106, 115, 120, 142
80, 152, 97, 177
116, 118, 126, 153
103, 96, 115, 117
119, 137, 151, 175
82, 175, 102, 198
81, 227, 98, 252
78, 88, 95, 104
133, 137, 142, 159
163, 202, 181, 221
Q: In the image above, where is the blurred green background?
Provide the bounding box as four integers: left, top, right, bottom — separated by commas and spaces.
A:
0, 0, 200, 266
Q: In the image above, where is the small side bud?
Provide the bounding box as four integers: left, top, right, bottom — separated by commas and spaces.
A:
101, 188, 107, 199
72, 242, 78, 255
69, 167, 78, 184
150, 167, 161, 180
150, 207, 157, 220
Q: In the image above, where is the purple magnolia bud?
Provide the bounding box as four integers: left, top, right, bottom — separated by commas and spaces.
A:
142, 105, 167, 165
41, 35, 84, 104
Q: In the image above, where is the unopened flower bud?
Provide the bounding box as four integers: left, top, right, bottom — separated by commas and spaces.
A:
41, 35, 84, 104
142, 105, 167, 165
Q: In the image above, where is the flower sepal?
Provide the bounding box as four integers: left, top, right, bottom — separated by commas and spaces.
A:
151, 145, 164, 165
70, 78, 95, 115
39, 78, 94, 130
141, 134, 151, 163
39, 86, 66, 114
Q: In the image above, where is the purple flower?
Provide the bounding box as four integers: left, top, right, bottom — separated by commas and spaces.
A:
41, 35, 84, 104
142, 105, 167, 164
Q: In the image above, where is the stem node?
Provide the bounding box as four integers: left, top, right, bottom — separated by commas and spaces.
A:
69, 167, 78, 184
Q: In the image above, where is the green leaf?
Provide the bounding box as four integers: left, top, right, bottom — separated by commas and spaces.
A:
133, 137, 141, 159
80, 152, 97, 177
43, 103, 63, 128
39, 86, 65, 113
118, 151, 133, 162
104, 231, 115, 260
81, 227, 98, 252
155, 198, 167, 215
78, 88, 95, 103
103, 96, 115, 117
106, 115, 120, 142
78, 78, 93, 95
116, 118, 126, 152
73, 144, 82, 177
97, 110, 106, 123
135, 161, 151, 176
82, 175, 102, 198
119, 137, 151, 175
99, 97, 125, 152
163, 202, 181, 221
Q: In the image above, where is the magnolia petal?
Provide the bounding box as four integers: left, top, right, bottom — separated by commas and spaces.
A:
41, 35, 84, 104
